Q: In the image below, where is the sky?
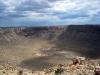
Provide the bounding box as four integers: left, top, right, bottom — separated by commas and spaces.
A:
0, 0, 100, 27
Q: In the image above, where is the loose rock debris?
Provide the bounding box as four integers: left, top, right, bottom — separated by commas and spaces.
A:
0, 56, 100, 75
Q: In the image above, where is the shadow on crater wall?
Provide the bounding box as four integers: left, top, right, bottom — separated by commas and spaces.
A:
50, 25, 100, 58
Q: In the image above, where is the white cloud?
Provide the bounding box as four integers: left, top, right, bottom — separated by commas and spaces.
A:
51, 1, 76, 12
0, 0, 100, 26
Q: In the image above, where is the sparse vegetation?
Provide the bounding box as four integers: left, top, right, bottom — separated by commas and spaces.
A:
18, 70, 23, 75
55, 68, 64, 75
2, 71, 5, 73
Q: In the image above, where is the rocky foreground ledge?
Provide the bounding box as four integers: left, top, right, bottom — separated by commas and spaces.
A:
0, 56, 100, 75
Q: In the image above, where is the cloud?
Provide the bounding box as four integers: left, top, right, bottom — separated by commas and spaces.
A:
59, 14, 89, 19
7, 12, 27, 18
51, 0, 100, 19
0, 0, 100, 27
15, 0, 52, 12
48, 0, 66, 2
0, 2, 7, 13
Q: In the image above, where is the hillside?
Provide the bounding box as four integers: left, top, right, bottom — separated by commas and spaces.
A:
0, 25, 100, 71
